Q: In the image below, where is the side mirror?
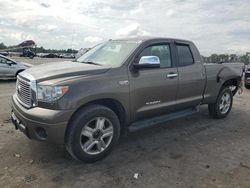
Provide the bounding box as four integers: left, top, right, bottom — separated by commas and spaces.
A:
6, 61, 13, 66
133, 56, 160, 69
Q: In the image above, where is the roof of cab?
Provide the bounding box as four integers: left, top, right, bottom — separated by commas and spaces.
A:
111, 36, 192, 44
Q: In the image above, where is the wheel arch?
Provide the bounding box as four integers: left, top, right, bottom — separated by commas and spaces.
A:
65, 98, 128, 141
220, 76, 242, 95
15, 69, 25, 77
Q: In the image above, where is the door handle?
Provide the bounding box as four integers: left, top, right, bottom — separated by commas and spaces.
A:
167, 73, 178, 78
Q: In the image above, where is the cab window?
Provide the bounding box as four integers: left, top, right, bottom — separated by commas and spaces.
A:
139, 44, 172, 68
176, 45, 194, 66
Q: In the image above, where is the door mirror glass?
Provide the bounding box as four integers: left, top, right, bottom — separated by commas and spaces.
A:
138, 56, 160, 65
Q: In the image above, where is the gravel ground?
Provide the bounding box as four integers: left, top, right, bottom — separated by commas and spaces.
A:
0, 57, 250, 188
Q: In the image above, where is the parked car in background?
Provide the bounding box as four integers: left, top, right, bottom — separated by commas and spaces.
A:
0, 54, 32, 79
41, 53, 60, 58
0, 52, 9, 56
59, 53, 75, 59
245, 65, 250, 89
20, 49, 36, 59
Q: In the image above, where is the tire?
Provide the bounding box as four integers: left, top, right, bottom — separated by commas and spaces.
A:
65, 105, 120, 163
245, 84, 250, 89
208, 87, 233, 119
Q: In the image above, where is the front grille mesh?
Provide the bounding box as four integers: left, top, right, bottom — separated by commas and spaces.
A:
16, 76, 32, 108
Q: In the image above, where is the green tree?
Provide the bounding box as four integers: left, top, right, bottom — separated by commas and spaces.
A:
240, 53, 250, 65
0, 42, 7, 49
229, 54, 237, 62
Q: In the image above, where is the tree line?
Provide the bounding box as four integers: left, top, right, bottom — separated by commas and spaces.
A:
203, 53, 250, 65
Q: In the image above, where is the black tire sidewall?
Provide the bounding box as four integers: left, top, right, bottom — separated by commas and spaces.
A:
215, 88, 233, 118
66, 105, 120, 162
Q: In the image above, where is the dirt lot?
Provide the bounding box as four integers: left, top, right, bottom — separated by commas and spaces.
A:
1, 57, 250, 188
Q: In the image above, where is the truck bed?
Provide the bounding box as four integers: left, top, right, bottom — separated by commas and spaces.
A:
202, 63, 244, 104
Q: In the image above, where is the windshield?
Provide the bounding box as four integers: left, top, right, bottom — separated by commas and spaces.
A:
76, 40, 139, 67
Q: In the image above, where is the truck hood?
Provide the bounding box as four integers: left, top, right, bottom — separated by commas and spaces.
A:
24, 61, 110, 81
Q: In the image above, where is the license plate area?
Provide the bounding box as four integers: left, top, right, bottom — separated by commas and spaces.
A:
11, 111, 27, 133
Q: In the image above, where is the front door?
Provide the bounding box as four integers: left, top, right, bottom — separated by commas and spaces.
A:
0, 56, 11, 76
129, 42, 178, 121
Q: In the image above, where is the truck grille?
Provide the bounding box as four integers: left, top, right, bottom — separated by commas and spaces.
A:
16, 76, 32, 108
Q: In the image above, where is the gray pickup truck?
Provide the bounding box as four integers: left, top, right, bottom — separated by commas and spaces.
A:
11, 37, 243, 162
245, 66, 250, 89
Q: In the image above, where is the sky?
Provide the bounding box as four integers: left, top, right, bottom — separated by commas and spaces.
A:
0, 0, 249, 55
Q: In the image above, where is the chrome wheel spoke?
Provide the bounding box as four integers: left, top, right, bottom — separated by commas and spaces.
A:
82, 139, 97, 152
96, 140, 106, 152
219, 103, 224, 110
96, 117, 105, 130
102, 126, 113, 138
225, 94, 230, 101
221, 97, 225, 103
220, 92, 231, 114
224, 104, 230, 109
100, 139, 107, 149
96, 142, 102, 151
81, 126, 94, 138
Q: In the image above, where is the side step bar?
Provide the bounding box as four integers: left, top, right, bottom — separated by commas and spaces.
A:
128, 107, 199, 132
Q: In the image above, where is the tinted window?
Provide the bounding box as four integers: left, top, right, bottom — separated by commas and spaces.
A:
139, 44, 172, 68
176, 45, 194, 66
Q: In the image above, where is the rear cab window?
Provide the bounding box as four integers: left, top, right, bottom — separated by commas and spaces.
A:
176, 44, 194, 67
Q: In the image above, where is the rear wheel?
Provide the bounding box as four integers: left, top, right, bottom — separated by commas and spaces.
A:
208, 87, 233, 119
245, 84, 250, 89
65, 105, 120, 162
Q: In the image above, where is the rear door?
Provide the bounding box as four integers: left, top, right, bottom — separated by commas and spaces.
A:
129, 41, 179, 121
174, 42, 206, 109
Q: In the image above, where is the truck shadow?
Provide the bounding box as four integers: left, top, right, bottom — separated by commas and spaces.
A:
23, 105, 249, 184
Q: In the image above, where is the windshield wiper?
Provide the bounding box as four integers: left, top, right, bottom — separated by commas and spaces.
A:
81, 61, 102, 66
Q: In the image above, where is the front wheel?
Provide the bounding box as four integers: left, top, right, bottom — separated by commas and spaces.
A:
65, 105, 120, 163
208, 87, 233, 119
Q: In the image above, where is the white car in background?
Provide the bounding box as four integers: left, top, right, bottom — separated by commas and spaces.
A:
0, 55, 32, 79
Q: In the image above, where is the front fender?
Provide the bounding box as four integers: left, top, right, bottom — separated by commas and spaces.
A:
57, 68, 130, 121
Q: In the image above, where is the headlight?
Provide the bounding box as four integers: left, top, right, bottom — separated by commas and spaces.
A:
37, 85, 69, 102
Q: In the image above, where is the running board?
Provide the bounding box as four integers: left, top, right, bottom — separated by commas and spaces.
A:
128, 107, 199, 132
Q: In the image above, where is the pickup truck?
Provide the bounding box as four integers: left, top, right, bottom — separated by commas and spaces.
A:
11, 37, 243, 162
245, 65, 250, 89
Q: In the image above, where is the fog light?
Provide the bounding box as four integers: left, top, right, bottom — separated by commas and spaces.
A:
35, 127, 48, 140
